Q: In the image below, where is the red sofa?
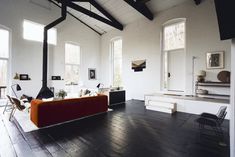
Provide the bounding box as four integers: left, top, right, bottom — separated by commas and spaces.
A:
30, 95, 108, 128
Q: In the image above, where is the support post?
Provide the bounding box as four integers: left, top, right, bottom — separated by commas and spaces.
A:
231, 39, 235, 157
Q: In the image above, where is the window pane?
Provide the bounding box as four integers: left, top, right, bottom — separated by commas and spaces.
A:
0, 60, 7, 86
65, 43, 80, 85
23, 20, 57, 45
0, 29, 9, 58
112, 39, 122, 87
164, 22, 185, 51
65, 43, 80, 65
65, 65, 79, 85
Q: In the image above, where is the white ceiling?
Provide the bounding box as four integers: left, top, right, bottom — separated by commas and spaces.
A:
51, 0, 188, 35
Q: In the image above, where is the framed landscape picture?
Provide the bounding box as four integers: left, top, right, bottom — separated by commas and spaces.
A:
88, 68, 96, 80
206, 51, 224, 69
131, 60, 146, 72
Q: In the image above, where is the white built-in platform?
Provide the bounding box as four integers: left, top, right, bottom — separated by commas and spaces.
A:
145, 93, 230, 119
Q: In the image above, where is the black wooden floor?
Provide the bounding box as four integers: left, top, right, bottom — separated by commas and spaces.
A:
0, 100, 230, 157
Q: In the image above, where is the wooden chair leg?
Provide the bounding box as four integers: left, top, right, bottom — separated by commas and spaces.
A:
3, 101, 9, 114
9, 107, 16, 121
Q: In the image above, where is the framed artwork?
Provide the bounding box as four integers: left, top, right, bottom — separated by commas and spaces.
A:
132, 60, 146, 72
19, 74, 29, 80
88, 68, 96, 80
206, 51, 224, 69
51, 76, 61, 80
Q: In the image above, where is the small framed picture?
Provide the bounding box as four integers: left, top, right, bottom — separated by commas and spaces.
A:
206, 51, 224, 69
88, 68, 96, 80
19, 74, 29, 80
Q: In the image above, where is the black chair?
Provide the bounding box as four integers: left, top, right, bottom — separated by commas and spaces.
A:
9, 97, 26, 121
195, 106, 227, 142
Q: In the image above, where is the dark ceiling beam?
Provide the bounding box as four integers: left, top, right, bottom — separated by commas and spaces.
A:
49, 0, 102, 35
69, 0, 89, 2
124, 0, 153, 20
194, 0, 201, 5
89, 0, 123, 31
55, 0, 123, 31
67, 2, 123, 30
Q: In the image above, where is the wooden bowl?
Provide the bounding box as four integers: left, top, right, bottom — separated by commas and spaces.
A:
217, 71, 230, 83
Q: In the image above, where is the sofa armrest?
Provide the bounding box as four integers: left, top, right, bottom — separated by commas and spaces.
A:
30, 99, 43, 127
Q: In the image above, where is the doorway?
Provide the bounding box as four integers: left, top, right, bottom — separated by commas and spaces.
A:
168, 49, 185, 91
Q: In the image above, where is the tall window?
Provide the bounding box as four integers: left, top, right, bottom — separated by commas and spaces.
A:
162, 19, 186, 91
0, 28, 9, 87
65, 43, 80, 85
111, 38, 122, 87
163, 21, 185, 51
23, 20, 57, 45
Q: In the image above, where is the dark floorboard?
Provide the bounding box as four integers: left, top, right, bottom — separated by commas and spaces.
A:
0, 99, 230, 157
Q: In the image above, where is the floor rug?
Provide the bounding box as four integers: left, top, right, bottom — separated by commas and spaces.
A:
14, 108, 114, 132
14, 110, 38, 132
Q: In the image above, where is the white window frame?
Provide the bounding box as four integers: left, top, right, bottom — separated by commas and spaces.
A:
161, 18, 186, 92
64, 42, 81, 86
23, 19, 57, 45
110, 37, 122, 87
0, 25, 12, 95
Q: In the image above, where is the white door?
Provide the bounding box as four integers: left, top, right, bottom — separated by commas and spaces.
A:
168, 49, 185, 92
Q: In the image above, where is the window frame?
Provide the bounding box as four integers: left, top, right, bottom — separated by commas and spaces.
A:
64, 42, 81, 86
0, 25, 12, 94
161, 18, 186, 92
110, 37, 123, 87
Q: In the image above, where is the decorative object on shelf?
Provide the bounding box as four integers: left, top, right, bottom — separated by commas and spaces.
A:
19, 74, 30, 80
217, 71, 230, 83
195, 81, 230, 100
56, 90, 67, 99
88, 68, 96, 80
206, 51, 224, 69
96, 83, 104, 89
196, 89, 208, 95
13, 73, 20, 79
51, 76, 61, 80
132, 60, 146, 72
196, 70, 206, 82
11, 84, 21, 98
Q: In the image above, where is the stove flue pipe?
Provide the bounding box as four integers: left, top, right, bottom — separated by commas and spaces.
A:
37, 1, 67, 99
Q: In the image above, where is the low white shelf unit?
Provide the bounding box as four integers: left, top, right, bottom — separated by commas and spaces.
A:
146, 99, 176, 114
145, 93, 230, 119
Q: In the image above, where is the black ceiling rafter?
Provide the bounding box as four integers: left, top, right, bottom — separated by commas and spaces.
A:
194, 0, 202, 5
89, 0, 123, 30
49, 0, 102, 35
124, 0, 153, 21
54, 0, 123, 31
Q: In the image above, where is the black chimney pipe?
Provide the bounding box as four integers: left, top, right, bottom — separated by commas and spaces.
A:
36, 1, 67, 99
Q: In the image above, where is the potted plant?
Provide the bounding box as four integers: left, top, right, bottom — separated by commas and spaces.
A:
56, 90, 67, 99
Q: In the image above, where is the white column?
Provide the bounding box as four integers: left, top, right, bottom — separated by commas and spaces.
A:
231, 39, 235, 157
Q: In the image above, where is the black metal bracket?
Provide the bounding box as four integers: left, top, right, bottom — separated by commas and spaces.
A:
124, 0, 153, 20
194, 0, 202, 5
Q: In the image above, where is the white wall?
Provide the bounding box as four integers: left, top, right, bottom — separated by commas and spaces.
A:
49, 16, 101, 94
101, 0, 231, 100
0, 0, 101, 97
231, 39, 235, 157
